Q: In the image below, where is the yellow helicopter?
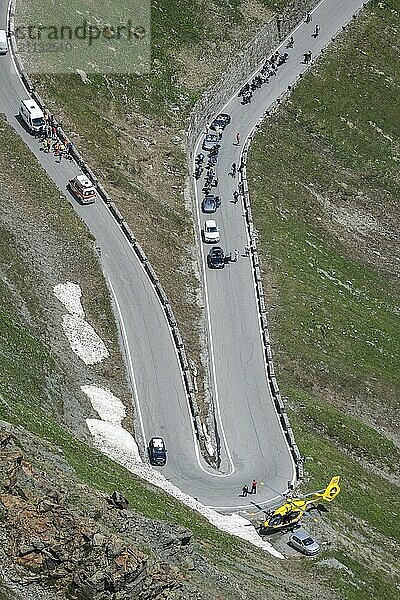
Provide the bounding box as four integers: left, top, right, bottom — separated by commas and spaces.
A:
257, 476, 341, 534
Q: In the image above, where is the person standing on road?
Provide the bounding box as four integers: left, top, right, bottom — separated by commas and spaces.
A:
230, 162, 237, 177
251, 479, 257, 494
305, 12, 312, 23
66, 141, 73, 158
235, 132, 241, 145
57, 143, 65, 163
232, 190, 239, 203
314, 24, 320, 37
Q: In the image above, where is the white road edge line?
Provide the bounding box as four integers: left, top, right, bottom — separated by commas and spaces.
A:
7, 0, 25, 88
107, 246, 231, 480
209, 491, 285, 512
108, 278, 147, 444
191, 0, 331, 487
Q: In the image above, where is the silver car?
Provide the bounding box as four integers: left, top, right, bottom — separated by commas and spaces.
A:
202, 133, 220, 151
289, 529, 320, 555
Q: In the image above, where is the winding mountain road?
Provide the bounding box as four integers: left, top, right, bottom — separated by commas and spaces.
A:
0, 0, 365, 510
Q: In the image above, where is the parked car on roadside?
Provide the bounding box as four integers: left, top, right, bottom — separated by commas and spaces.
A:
207, 247, 225, 269
289, 529, 320, 556
201, 133, 220, 151
68, 174, 97, 204
201, 195, 221, 214
210, 113, 231, 131
203, 219, 220, 243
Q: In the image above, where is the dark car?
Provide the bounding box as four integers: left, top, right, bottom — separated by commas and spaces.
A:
202, 194, 221, 214
210, 113, 231, 131
207, 247, 225, 269
148, 437, 167, 466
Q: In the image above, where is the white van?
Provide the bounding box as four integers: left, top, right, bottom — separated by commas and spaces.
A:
0, 30, 8, 54
68, 175, 97, 205
19, 98, 45, 134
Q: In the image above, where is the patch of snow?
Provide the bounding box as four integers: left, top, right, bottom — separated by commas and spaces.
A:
86, 419, 142, 463
55, 282, 282, 557
86, 419, 283, 559
62, 314, 109, 364
54, 283, 109, 364
54, 282, 84, 317
82, 385, 126, 426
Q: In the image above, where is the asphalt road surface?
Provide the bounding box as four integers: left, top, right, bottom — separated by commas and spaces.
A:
0, 0, 365, 510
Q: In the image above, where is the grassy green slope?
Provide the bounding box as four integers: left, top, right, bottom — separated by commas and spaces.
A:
248, 0, 400, 597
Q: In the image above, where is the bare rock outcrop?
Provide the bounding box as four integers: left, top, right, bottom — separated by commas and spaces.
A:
0, 431, 184, 599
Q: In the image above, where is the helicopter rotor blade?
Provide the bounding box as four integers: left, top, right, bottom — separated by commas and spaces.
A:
247, 501, 271, 516
249, 500, 265, 511
261, 481, 291, 500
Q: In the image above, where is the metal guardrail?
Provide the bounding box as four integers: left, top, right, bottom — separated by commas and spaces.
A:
238, 94, 304, 482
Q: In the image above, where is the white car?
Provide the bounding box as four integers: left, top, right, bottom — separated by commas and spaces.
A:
203, 219, 220, 243
0, 30, 8, 54
202, 133, 220, 151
